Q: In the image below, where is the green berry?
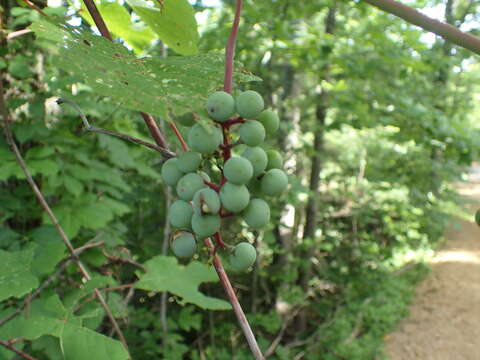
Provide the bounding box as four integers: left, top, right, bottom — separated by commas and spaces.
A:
261, 169, 288, 196
172, 232, 197, 258
169, 200, 193, 229
188, 123, 223, 154
193, 188, 221, 215
242, 146, 268, 176
236, 90, 264, 119
191, 213, 221, 239
224, 157, 253, 185
257, 109, 279, 134
220, 182, 250, 213
229, 242, 257, 271
177, 151, 202, 173
243, 198, 270, 229
239, 120, 265, 146
207, 91, 235, 122
176, 173, 205, 201
161, 158, 184, 186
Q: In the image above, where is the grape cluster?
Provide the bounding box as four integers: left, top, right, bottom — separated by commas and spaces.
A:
161, 90, 288, 271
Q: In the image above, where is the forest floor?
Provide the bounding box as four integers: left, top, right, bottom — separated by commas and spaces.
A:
385, 166, 480, 360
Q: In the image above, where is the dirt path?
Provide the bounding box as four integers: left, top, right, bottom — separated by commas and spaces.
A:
385, 169, 480, 360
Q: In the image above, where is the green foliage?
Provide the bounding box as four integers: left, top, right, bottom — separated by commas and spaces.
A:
126, 0, 199, 55
0, 295, 129, 360
30, 19, 257, 120
2, 1, 480, 359
135, 256, 231, 310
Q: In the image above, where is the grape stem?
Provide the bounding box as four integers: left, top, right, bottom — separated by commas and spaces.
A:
204, 180, 220, 192
204, 238, 265, 360
168, 121, 189, 152
221, 117, 246, 128
223, 0, 243, 94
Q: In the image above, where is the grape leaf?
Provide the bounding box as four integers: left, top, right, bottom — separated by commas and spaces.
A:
0, 247, 38, 301
29, 19, 260, 121
126, 0, 199, 55
135, 255, 231, 310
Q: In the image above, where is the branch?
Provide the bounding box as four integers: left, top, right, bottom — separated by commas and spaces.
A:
0, 341, 39, 360
81, 0, 112, 40
204, 238, 264, 360
57, 98, 175, 159
7, 29, 33, 40
0, 80, 130, 358
224, 0, 243, 94
362, 0, 480, 55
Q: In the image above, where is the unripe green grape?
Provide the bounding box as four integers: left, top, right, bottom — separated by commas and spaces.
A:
188, 123, 223, 154
176, 173, 206, 201
172, 232, 197, 258
261, 169, 288, 196
161, 158, 184, 186
177, 151, 202, 173
224, 157, 253, 185
229, 242, 257, 271
193, 188, 221, 215
243, 198, 270, 229
220, 182, 250, 212
475, 209, 480, 226
191, 213, 221, 239
236, 90, 264, 119
257, 109, 279, 134
176, 112, 196, 127
169, 200, 193, 229
242, 146, 268, 176
239, 120, 265, 146
266, 150, 283, 170
207, 91, 235, 122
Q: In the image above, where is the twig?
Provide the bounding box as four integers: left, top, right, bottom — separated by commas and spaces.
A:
0, 80, 130, 358
57, 98, 175, 159
204, 238, 265, 360
264, 307, 302, 357
0, 341, 39, 360
23, 0, 49, 18
362, 0, 480, 55
81, 0, 112, 40
141, 112, 168, 149
6, 29, 33, 40
224, 0, 243, 94
168, 122, 188, 152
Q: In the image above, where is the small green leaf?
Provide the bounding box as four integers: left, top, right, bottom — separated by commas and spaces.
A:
135, 255, 231, 310
63, 175, 84, 197
0, 247, 38, 301
126, 0, 198, 55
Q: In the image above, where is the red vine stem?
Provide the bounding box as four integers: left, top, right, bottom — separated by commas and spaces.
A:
168, 122, 188, 152
0, 341, 39, 360
204, 238, 264, 360
223, 0, 243, 94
